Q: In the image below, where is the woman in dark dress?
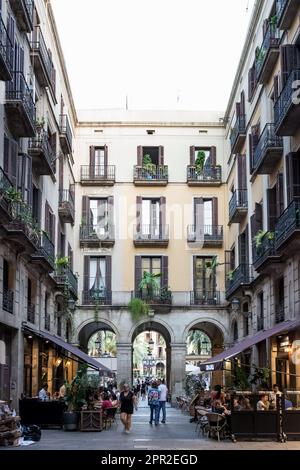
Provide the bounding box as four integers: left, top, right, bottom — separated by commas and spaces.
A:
119, 384, 137, 434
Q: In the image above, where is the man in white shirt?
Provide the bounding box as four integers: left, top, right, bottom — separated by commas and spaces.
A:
38, 384, 49, 401
158, 379, 168, 424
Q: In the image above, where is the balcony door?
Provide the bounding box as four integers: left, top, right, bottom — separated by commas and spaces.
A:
89, 198, 108, 236
193, 256, 216, 298
194, 198, 218, 237
142, 199, 160, 237
89, 146, 108, 177
83, 256, 112, 303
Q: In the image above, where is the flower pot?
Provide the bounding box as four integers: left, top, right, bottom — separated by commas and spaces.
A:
63, 411, 79, 431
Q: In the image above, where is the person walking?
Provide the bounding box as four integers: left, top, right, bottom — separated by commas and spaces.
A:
119, 384, 137, 434
158, 379, 168, 424
148, 380, 160, 426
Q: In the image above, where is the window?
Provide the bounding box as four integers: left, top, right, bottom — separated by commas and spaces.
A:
45, 202, 55, 244
194, 198, 218, 234
141, 257, 162, 290
243, 303, 249, 337
194, 256, 216, 293
137, 146, 164, 166
142, 199, 160, 234
2, 260, 13, 314
89, 146, 108, 176
89, 198, 108, 234
233, 321, 238, 342
257, 292, 264, 330
45, 293, 50, 331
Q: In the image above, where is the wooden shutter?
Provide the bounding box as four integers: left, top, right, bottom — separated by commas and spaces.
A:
210, 146, 216, 166
68, 244, 73, 271
263, 18, 269, 37
267, 187, 277, 231
159, 197, 166, 234
107, 196, 114, 236
4, 136, 18, 188
240, 91, 245, 115
190, 146, 196, 165
237, 154, 246, 190
83, 256, 90, 297
286, 152, 300, 203
158, 146, 164, 165
136, 196, 142, 233
51, 213, 56, 247
248, 65, 256, 101
251, 202, 263, 238
162, 256, 169, 288
251, 124, 260, 153
244, 225, 249, 265
104, 145, 108, 167
59, 152, 64, 191
57, 223, 61, 257
280, 45, 300, 86
89, 146, 95, 167
44, 201, 50, 234
194, 197, 203, 227
137, 146, 143, 166
135, 256, 142, 293
82, 196, 89, 225
212, 198, 218, 228
273, 75, 279, 101
105, 256, 112, 301
276, 173, 284, 218
236, 102, 241, 119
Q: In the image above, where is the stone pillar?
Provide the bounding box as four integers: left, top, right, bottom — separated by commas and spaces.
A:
170, 343, 186, 399
117, 343, 132, 387
10, 329, 24, 410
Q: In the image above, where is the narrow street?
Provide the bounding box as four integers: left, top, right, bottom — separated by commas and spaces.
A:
6, 401, 300, 451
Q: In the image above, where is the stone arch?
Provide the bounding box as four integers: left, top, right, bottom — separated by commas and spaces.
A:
77, 319, 119, 351
129, 318, 175, 344
183, 317, 227, 347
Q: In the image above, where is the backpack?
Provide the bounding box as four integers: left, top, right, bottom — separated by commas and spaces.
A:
148, 389, 159, 404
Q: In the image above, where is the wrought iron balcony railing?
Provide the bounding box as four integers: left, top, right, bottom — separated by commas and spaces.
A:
187, 225, 223, 244
255, 22, 280, 83
59, 114, 72, 154
134, 165, 168, 183
38, 232, 55, 268
229, 189, 248, 222
252, 123, 283, 174
275, 199, 300, 250
58, 189, 75, 221
230, 115, 246, 153
6, 71, 35, 134
132, 288, 172, 305
3, 288, 14, 314
80, 224, 115, 243
9, 202, 40, 248
252, 232, 276, 269
0, 14, 13, 81
27, 302, 35, 323
275, 304, 285, 324
0, 167, 13, 216
226, 264, 253, 298
187, 165, 222, 184
190, 290, 221, 306
134, 224, 169, 243
82, 288, 112, 306
10, 0, 34, 32
53, 267, 78, 297
80, 165, 116, 183
31, 26, 52, 86
28, 131, 56, 174
274, 69, 300, 135
276, 0, 299, 29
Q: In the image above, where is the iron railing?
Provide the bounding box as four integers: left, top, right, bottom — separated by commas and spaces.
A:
275, 304, 285, 324
54, 267, 78, 296
275, 199, 300, 249
27, 302, 35, 323
59, 114, 72, 152
2, 288, 14, 314
134, 165, 168, 182
132, 288, 172, 305
0, 167, 13, 215
59, 189, 75, 219
134, 224, 169, 241
190, 291, 221, 306
257, 316, 264, 331
252, 231, 276, 268
187, 225, 223, 243
80, 224, 115, 241
10, 1, 34, 30
31, 26, 52, 82
80, 165, 116, 182
9, 202, 40, 248
6, 71, 35, 127
39, 232, 55, 268
253, 123, 283, 171
255, 22, 280, 79
187, 165, 221, 183
230, 115, 246, 151
226, 264, 253, 298
0, 14, 13, 77
229, 189, 248, 221
274, 69, 300, 133
29, 131, 56, 172
82, 289, 112, 306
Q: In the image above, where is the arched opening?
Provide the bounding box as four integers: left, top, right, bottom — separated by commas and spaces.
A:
78, 322, 117, 374
132, 321, 171, 389
232, 320, 238, 342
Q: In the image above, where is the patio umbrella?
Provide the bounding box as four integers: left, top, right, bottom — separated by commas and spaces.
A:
186, 364, 200, 374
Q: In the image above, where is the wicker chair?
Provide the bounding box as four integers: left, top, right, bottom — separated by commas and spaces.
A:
102, 407, 118, 430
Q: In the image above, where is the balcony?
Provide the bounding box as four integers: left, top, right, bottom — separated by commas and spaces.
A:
0, 167, 13, 222
133, 165, 168, 186
275, 304, 285, 323
0, 15, 13, 81
30, 26, 52, 88
3, 202, 40, 253
187, 225, 223, 247
9, 0, 34, 32
82, 288, 112, 306
276, 0, 300, 30
187, 165, 222, 186
27, 303, 35, 323
52, 268, 78, 299
190, 291, 221, 306
80, 224, 115, 248
31, 232, 55, 273
252, 124, 283, 176
226, 264, 253, 299
274, 69, 300, 136
5, 71, 35, 137
275, 199, 300, 253
257, 316, 264, 331
252, 232, 281, 272
230, 115, 246, 154
58, 190, 75, 225
132, 288, 172, 313
229, 190, 248, 224
28, 131, 56, 176
80, 165, 115, 186
2, 288, 14, 314
133, 224, 169, 247
59, 114, 72, 155
256, 23, 280, 85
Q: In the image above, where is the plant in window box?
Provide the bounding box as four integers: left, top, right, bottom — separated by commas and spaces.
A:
35, 117, 46, 135
160, 287, 172, 304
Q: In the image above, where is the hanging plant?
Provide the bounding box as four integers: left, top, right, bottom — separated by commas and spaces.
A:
128, 298, 149, 322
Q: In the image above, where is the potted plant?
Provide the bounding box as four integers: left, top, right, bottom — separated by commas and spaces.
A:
35, 117, 45, 135
139, 271, 161, 300
253, 229, 267, 248
55, 256, 70, 272
227, 270, 234, 282
63, 365, 88, 431
195, 150, 206, 176
128, 297, 149, 322
143, 154, 156, 179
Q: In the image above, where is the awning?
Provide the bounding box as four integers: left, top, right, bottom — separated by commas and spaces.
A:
200, 318, 300, 372
23, 325, 115, 377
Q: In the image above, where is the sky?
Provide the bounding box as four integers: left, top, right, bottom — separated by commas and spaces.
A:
51, 0, 256, 111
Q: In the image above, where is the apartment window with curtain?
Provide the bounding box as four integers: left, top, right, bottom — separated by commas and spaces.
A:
142, 199, 160, 236
90, 198, 108, 235
134, 256, 169, 299
83, 256, 112, 304
193, 256, 216, 296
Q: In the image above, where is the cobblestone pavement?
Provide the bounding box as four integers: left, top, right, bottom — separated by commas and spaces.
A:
4, 401, 300, 450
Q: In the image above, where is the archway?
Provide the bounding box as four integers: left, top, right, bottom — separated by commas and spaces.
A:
131, 320, 172, 390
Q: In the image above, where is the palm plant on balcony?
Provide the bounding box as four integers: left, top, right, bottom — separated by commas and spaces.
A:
195, 150, 206, 175
139, 271, 161, 300
143, 154, 156, 179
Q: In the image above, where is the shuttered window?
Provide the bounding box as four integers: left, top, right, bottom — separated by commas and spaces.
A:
286, 152, 300, 204
4, 136, 18, 188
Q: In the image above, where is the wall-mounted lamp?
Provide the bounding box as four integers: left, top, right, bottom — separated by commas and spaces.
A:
231, 298, 240, 312
55, 358, 62, 367
65, 360, 71, 367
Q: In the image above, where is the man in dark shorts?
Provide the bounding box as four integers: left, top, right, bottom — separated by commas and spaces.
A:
119, 383, 137, 434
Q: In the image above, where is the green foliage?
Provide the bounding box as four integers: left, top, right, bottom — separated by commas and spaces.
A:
55, 256, 70, 269
227, 270, 234, 281
250, 365, 271, 390
143, 154, 152, 166
195, 150, 206, 174
139, 271, 161, 291
253, 229, 267, 248
128, 298, 149, 322
234, 366, 250, 390
4, 187, 23, 203
64, 364, 101, 412
185, 374, 206, 398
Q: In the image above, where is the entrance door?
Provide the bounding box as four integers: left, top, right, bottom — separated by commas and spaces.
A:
276, 358, 288, 390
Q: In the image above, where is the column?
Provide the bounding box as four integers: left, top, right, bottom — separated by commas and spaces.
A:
170, 343, 186, 399
10, 328, 24, 410
117, 343, 132, 387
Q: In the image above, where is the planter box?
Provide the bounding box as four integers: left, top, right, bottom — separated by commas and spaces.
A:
80, 411, 103, 432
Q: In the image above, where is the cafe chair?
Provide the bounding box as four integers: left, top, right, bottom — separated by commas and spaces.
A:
102, 407, 118, 430
195, 409, 209, 436
205, 412, 227, 442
